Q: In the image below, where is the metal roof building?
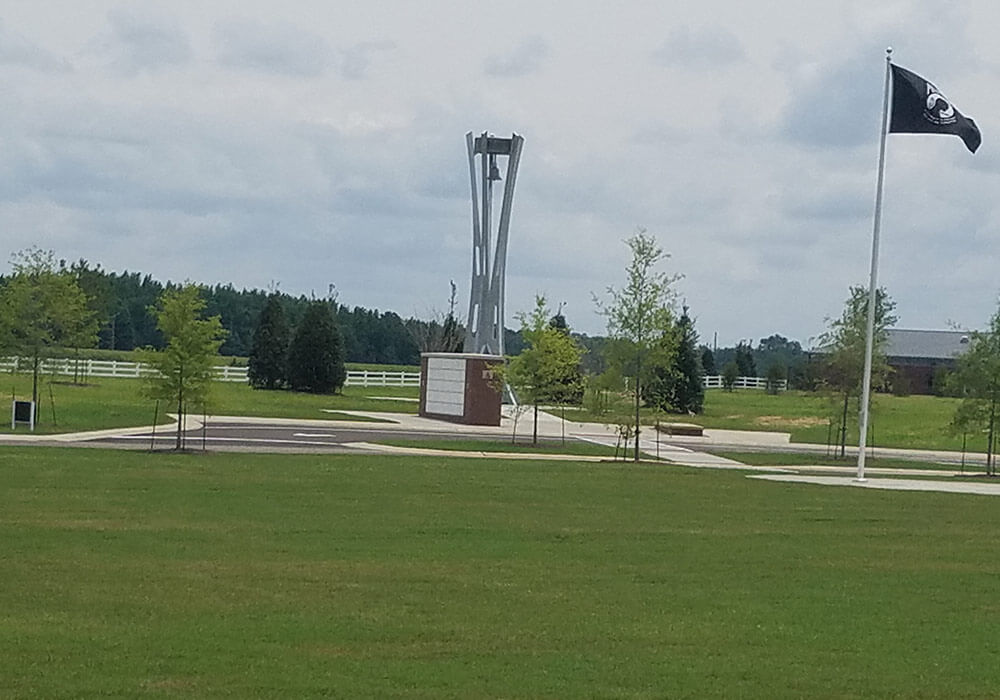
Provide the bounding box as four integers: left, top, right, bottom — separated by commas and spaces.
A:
885, 329, 972, 361
885, 329, 972, 394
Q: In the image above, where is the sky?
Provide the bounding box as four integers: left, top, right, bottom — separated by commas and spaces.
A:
2, 1, 1000, 347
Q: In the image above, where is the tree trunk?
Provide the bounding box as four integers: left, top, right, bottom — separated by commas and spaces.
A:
634, 347, 641, 463
532, 402, 538, 445
839, 392, 849, 458
986, 399, 997, 476
175, 387, 184, 451
32, 352, 40, 424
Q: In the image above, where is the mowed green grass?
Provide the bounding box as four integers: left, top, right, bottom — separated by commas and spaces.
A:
699, 390, 969, 450
372, 437, 620, 457
0, 375, 419, 434
3, 447, 1000, 698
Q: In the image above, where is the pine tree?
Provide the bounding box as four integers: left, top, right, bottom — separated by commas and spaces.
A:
248, 294, 289, 390
735, 341, 757, 377
671, 307, 704, 414
287, 301, 346, 394
644, 307, 703, 414
700, 346, 716, 376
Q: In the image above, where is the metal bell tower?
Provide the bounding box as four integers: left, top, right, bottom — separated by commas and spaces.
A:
464, 131, 524, 356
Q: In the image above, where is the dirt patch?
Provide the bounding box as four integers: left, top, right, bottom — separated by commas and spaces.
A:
754, 415, 826, 428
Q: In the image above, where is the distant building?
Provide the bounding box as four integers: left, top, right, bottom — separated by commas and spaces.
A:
886, 329, 972, 394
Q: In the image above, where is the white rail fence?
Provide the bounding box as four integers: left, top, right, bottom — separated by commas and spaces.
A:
702, 375, 787, 391
0, 358, 421, 388
1, 358, 773, 391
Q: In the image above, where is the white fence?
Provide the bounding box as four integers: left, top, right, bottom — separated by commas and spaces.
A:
0, 357, 421, 388
703, 374, 787, 391
0, 358, 778, 391
345, 370, 420, 387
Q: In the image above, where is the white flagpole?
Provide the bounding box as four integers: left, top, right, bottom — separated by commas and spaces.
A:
857, 47, 893, 482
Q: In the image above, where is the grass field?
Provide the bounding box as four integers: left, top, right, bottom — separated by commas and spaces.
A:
0, 375, 419, 435
572, 389, 974, 452
371, 437, 621, 457
0, 370, 986, 456
3, 447, 1000, 698
698, 389, 966, 450
710, 450, 975, 472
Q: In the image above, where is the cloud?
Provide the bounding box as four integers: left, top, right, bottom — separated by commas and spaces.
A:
92, 8, 192, 75
214, 19, 330, 77
780, 53, 883, 149
0, 19, 69, 72
484, 35, 549, 77
338, 41, 395, 80
652, 27, 745, 69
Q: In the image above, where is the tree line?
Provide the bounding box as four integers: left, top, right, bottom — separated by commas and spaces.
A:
27, 259, 427, 365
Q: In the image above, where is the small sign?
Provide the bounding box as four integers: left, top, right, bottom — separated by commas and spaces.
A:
12, 400, 34, 431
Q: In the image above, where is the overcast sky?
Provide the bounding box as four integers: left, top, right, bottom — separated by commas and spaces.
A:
3, 1, 999, 346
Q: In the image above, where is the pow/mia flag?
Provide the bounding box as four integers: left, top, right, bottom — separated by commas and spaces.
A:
890, 64, 981, 153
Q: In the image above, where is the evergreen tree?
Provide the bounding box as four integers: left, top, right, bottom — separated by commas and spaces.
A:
735, 341, 757, 377
671, 307, 704, 413
287, 301, 346, 394
700, 346, 716, 375
644, 307, 703, 414
248, 294, 289, 390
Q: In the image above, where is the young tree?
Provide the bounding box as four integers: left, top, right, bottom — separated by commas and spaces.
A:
287, 301, 347, 394
950, 304, 1000, 475
765, 360, 787, 394
0, 248, 98, 415
139, 284, 227, 449
721, 361, 739, 391
817, 285, 897, 457
595, 228, 680, 462
248, 294, 290, 390
503, 296, 584, 445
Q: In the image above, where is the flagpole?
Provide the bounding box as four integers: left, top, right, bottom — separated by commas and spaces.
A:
857, 47, 893, 482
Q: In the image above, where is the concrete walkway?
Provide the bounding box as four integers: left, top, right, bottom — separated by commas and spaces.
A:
6, 404, 1000, 496
750, 474, 1000, 496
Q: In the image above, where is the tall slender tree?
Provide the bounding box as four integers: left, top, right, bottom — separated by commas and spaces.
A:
818, 285, 897, 457
595, 228, 680, 461
248, 294, 290, 390
139, 284, 227, 449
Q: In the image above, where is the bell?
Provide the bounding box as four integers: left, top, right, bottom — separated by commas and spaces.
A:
488, 155, 502, 181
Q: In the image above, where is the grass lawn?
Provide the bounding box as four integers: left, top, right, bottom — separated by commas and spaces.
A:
698, 390, 967, 450
0, 375, 419, 435
3, 447, 1000, 697
573, 390, 974, 452
709, 450, 976, 472
371, 437, 620, 457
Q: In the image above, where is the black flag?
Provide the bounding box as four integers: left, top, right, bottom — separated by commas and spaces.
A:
890, 64, 981, 153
